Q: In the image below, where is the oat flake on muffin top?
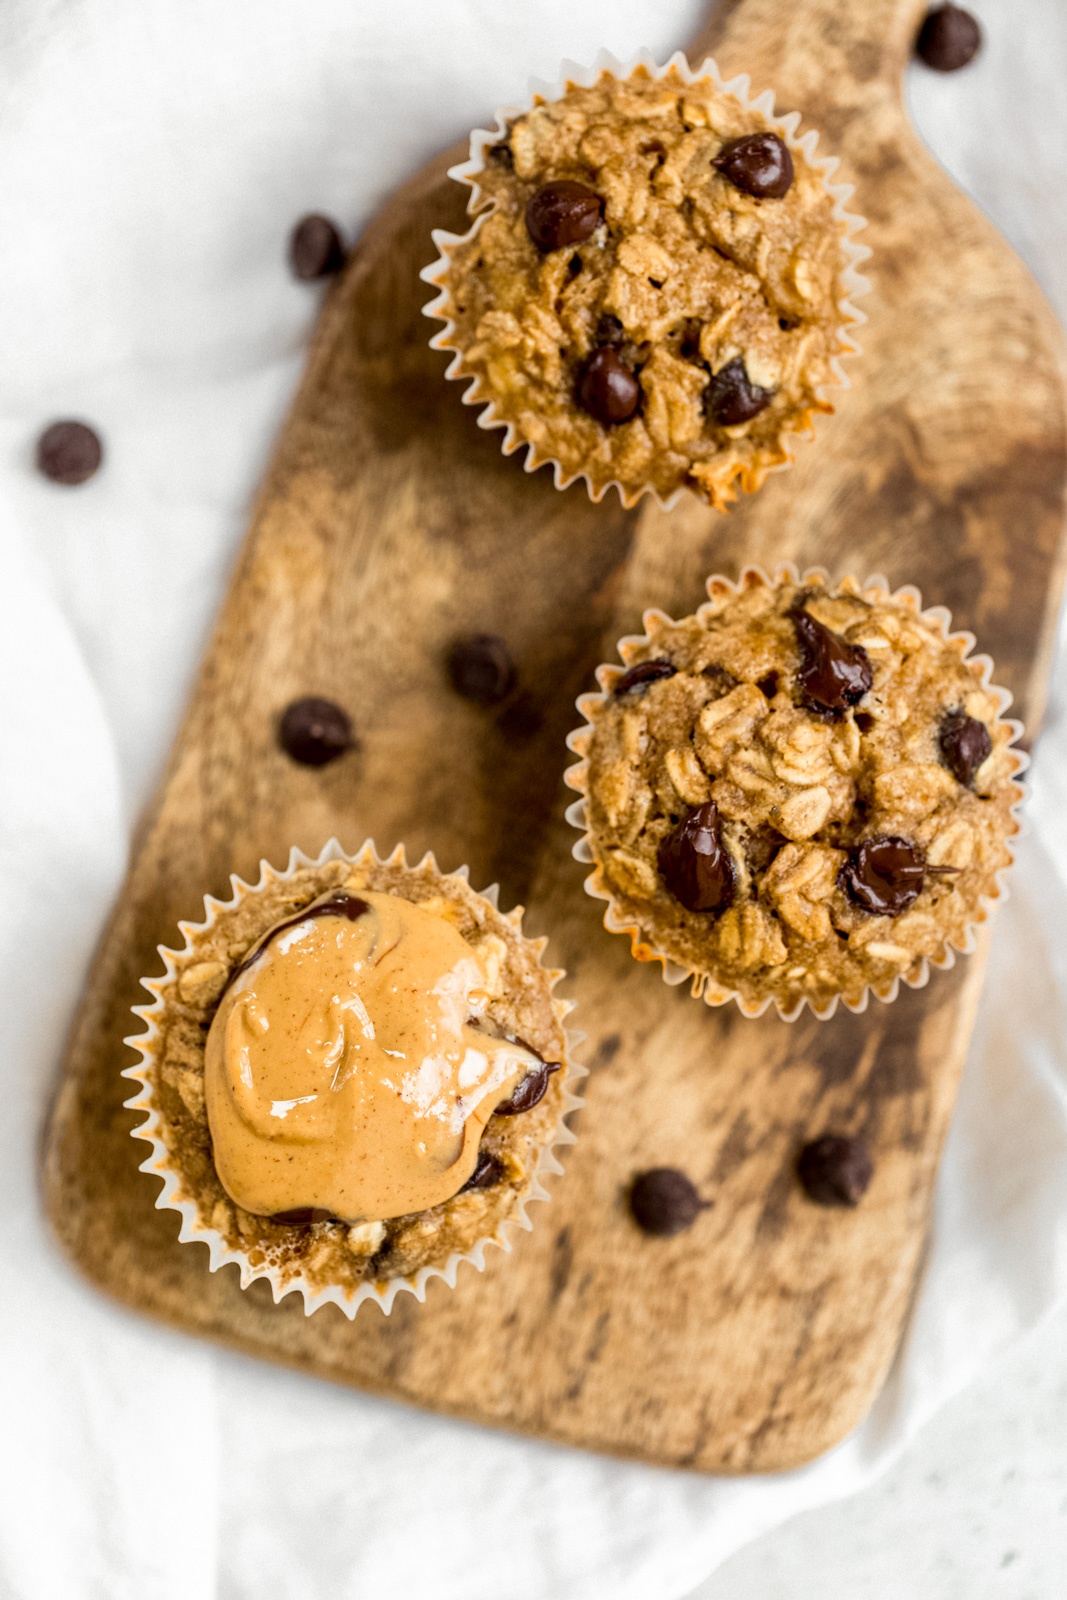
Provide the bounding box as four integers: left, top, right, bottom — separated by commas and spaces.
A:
430, 63, 864, 507
573, 572, 1023, 1016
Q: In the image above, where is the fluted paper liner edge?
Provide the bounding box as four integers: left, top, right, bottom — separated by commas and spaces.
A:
564, 564, 1028, 1021
123, 839, 585, 1318
420, 49, 871, 511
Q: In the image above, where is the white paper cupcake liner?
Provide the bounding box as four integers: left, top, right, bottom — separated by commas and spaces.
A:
420, 49, 871, 511
564, 565, 1028, 1021
123, 838, 585, 1318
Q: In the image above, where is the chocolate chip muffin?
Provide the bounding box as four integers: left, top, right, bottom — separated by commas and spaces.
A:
125, 843, 579, 1316
423, 59, 866, 508
566, 570, 1024, 1018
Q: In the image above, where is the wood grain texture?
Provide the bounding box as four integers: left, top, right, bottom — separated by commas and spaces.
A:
42, 0, 1067, 1471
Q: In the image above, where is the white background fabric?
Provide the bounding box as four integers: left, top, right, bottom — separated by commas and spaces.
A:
1, 2, 1065, 1596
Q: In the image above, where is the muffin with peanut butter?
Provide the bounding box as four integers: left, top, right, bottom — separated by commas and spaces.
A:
125, 842, 579, 1315
423, 57, 867, 508
566, 569, 1024, 1018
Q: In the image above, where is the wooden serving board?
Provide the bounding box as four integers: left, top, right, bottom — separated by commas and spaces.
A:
43, 0, 1067, 1472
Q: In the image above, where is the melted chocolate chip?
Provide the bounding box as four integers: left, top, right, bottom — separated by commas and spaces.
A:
629, 1168, 710, 1237
577, 347, 640, 426
705, 357, 775, 427
842, 836, 925, 916
271, 1207, 338, 1225
525, 180, 602, 252
791, 606, 873, 714
279, 697, 353, 765
493, 1061, 560, 1116
797, 1136, 873, 1207
939, 708, 992, 787
614, 658, 676, 696
916, 4, 981, 70
657, 801, 736, 914
289, 214, 346, 280
461, 1151, 506, 1190
35, 420, 103, 485
713, 132, 794, 199
231, 892, 370, 983
447, 634, 516, 705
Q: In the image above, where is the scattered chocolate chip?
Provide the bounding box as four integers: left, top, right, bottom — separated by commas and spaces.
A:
577, 347, 641, 426
797, 1136, 873, 1207
842, 835, 925, 916
279, 697, 353, 765
939, 708, 992, 787
705, 357, 775, 427
35, 421, 103, 485
629, 1168, 710, 1237
791, 605, 873, 714
272, 1207, 338, 1225
461, 1151, 506, 1190
916, 4, 981, 70
713, 131, 794, 199
595, 313, 626, 346
525, 179, 603, 252
289, 214, 346, 280
658, 801, 736, 914
494, 1061, 560, 1116
447, 633, 516, 705
614, 658, 676, 696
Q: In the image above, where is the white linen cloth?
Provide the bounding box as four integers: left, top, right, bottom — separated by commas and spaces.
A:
1, 1, 1065, 1595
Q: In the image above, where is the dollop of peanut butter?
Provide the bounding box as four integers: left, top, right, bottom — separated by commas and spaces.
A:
204, 890, 535, 1223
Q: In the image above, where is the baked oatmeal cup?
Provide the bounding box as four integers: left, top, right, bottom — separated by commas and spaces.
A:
566, 568, 1025, 1019
422, 52, 868, 509
124, 840, 582, 1316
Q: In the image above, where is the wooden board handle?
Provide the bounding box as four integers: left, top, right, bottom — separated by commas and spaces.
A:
692, 0, 927, 111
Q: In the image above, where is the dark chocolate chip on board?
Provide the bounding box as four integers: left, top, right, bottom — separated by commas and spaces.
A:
657, 801, 736, 913
797, 1136, 873, 1207
289, 213, 346, 280
713, 131, 794, 199
447, 634, 516, 705
525, 179, 603, 251
842, 835, 926, 916
791, 605, 873, 714
705, 357, 775, 427
35, 421, 103, 485
279, 697, 353, 766
629, 1168, 711, 1237
577, 347, 641, 426
916, 4, 982, 71
939, 708, 992, 787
